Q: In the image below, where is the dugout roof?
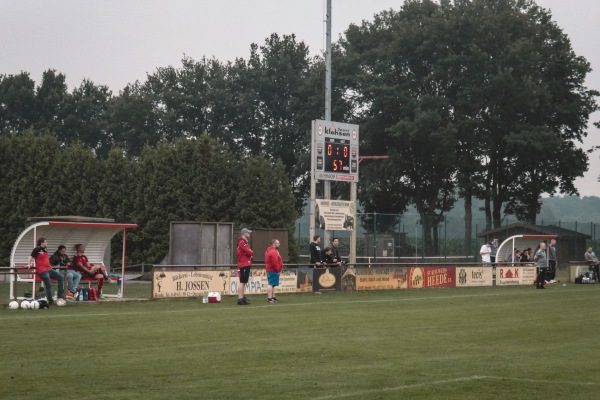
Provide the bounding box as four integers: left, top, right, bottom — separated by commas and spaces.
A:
10, 216, 137, 299
496, 234, 558, 265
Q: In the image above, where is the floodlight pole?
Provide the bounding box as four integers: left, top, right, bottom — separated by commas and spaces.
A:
323, 0, 332, 248
310, 0, 358, 265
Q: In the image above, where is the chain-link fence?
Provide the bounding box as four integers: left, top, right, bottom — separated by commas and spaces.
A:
296, 212, 600, 262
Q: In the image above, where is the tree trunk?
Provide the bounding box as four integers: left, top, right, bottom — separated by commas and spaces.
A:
464, 195, 472, 256
432, 220, 440, 256
421, 213, 434, 256
484, 166, 492, 231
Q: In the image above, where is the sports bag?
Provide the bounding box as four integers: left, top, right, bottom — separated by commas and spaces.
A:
88, 288, 99, 301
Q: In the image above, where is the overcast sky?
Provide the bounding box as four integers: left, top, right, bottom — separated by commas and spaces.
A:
1, 0, 598, 197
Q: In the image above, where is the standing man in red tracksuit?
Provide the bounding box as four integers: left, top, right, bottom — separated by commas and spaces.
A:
265, 239, 283, 303
237, 228, 254, 305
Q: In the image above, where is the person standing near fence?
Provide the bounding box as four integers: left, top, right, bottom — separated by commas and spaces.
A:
265, 239, 283, 303
237, 228, 253, 305
534, 242, 547, 289
490, 238, 499, 265
584, 246, 599, 281
309, 235, 323, 267
28, 238, 64, 305
547, 239, 558, 283
331, 237, 346, 266
480, 241, 492, 266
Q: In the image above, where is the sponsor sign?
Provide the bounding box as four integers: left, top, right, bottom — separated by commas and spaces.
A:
496, 266, 537, 286
315, 199, 355, 231
229, 268, 298, 295
295, 269, 314, 293
312, 267, 342, 292
456, 267, 494, 287
341, 267, 357, 291
408, 267, 455, 288
152, 269, 229, 299
355, 267, 408, 290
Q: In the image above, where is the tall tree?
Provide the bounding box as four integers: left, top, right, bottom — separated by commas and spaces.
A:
339, 1, 458, 254
61, 79, 113, 158
339, 0, 598, 253
0, 72, 36, 134
448, 0, 598, 227
34, 69, 69, 133
212, 34, 326, 213
108, 82, 159, 157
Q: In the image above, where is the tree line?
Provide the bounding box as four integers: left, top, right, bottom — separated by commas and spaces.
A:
0, 134, 297, 265
1, 0, 598, 259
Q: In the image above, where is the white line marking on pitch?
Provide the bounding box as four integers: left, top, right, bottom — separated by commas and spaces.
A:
309, 375, 596, 400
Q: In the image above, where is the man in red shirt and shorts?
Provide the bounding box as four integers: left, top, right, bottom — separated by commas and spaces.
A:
237, 228, 254, 305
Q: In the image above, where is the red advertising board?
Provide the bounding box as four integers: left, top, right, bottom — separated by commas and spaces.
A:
408, 267, 456, 288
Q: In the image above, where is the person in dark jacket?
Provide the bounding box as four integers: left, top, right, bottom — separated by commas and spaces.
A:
309, 235, 323, 267
50, 245, 81, 299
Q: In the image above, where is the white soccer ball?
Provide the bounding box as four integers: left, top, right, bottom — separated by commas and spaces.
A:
30, 300, 40, 309
20, 300, 31, 309
55, 298, 67, 307
9, 301, 19, 310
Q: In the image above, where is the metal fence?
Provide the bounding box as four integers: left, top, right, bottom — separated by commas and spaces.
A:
296, 213, 600, 261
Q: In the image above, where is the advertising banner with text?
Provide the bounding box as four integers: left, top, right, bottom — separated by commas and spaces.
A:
456, 267, 494, 287
408, 267, 456, 289
496, 266, 537, 286
355, 267, 408, 290
229, 268, 298, 295
152, 269, 229, 299
315, 199, 355, 231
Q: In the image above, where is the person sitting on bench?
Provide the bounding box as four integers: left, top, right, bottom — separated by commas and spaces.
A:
50, 245, 81, 299
72, 243, 108, 298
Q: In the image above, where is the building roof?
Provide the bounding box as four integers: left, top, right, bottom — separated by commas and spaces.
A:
477, 222, 591, 239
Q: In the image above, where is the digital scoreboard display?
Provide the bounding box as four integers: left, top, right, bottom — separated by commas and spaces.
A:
324, 138, 350, 173
312, 120, 359, 182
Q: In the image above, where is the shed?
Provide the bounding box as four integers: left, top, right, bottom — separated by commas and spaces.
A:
9, 216, 137, 300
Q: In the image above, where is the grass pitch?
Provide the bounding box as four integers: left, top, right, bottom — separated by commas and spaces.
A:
1, 280, 599, 400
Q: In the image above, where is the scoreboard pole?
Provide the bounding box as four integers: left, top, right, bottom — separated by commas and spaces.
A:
310, 0, 357, 265
309, 122, 317, 247
323, 0, 332, 248
350, 182, 357, 264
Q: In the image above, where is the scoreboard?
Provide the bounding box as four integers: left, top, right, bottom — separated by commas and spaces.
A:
312, 119, 359, 182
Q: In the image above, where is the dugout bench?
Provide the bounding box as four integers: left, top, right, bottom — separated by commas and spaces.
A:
8, 216, 137, 301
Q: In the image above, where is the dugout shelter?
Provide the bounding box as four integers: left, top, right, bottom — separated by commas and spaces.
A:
9, 216, 137, 301
495, 234, 558, 265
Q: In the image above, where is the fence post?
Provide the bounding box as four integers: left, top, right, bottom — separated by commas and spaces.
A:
373, 212, 378, 263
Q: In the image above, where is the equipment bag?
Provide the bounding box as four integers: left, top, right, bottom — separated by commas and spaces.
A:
88, 288, 99, 301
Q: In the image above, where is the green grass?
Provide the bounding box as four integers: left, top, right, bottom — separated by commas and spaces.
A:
1, 279, 599, 399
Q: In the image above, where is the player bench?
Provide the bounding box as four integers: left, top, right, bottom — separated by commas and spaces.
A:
13, 265, 120, 299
